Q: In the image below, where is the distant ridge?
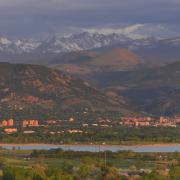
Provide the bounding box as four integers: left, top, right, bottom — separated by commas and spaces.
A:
90, 48, 142, 67
51, 48, 142, 76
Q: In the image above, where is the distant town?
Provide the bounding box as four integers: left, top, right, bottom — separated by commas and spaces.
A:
120, 116, 180, 127
1, 116, 180, 135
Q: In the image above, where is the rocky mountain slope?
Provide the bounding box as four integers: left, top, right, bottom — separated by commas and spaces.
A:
0, 62, 132, 119
92, 62, 180, 116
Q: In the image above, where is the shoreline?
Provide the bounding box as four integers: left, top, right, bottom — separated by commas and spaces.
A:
0, 143, 180, 148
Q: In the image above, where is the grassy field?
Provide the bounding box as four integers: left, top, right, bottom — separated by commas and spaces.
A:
0, 149, 173, 169
0, 148, 179, 179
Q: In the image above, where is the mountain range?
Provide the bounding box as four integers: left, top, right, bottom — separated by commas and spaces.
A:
0, 32, 180, 65
1, 32, 180, 117
0, 32, 180, 71
0, 32, 132, 54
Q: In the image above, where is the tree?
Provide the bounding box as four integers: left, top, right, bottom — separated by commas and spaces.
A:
3, 168, 15, 180
33, 174, 44, 180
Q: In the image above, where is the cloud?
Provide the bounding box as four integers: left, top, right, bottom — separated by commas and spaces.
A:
82, 23, 180, 39
122, 24, 145, 34
84, 24, 144, 35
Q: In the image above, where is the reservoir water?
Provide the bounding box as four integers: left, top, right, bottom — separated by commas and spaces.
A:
2, 144, 180, 152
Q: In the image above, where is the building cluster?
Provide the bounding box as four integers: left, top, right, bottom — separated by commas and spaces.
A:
120, 116, 180, 127
1, 115, 180, 135
22, 120, 39, 128
120, 117, 151, 127
1, 119, 14, 127
0, 119, 17, 134
67, 129, 83, 133
0, 119, 40, 134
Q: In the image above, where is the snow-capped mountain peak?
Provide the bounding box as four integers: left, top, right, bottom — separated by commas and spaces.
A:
0, 32, 180, 54
0, 37, 12, 45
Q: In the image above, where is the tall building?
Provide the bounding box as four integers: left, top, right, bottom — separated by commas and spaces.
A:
8, 119, 14, 126
2, 120, 8, 127
29, 120, 39, 127
22, 120, 28, 128
22, 120, 39, 128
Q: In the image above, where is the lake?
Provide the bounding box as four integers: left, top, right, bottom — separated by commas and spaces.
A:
2, 144, 180, 152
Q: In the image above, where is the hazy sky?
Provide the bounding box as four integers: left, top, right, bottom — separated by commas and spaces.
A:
0, 0, 180, 38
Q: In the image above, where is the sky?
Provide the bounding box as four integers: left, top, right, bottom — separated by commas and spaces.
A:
0, 0, 180, 38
